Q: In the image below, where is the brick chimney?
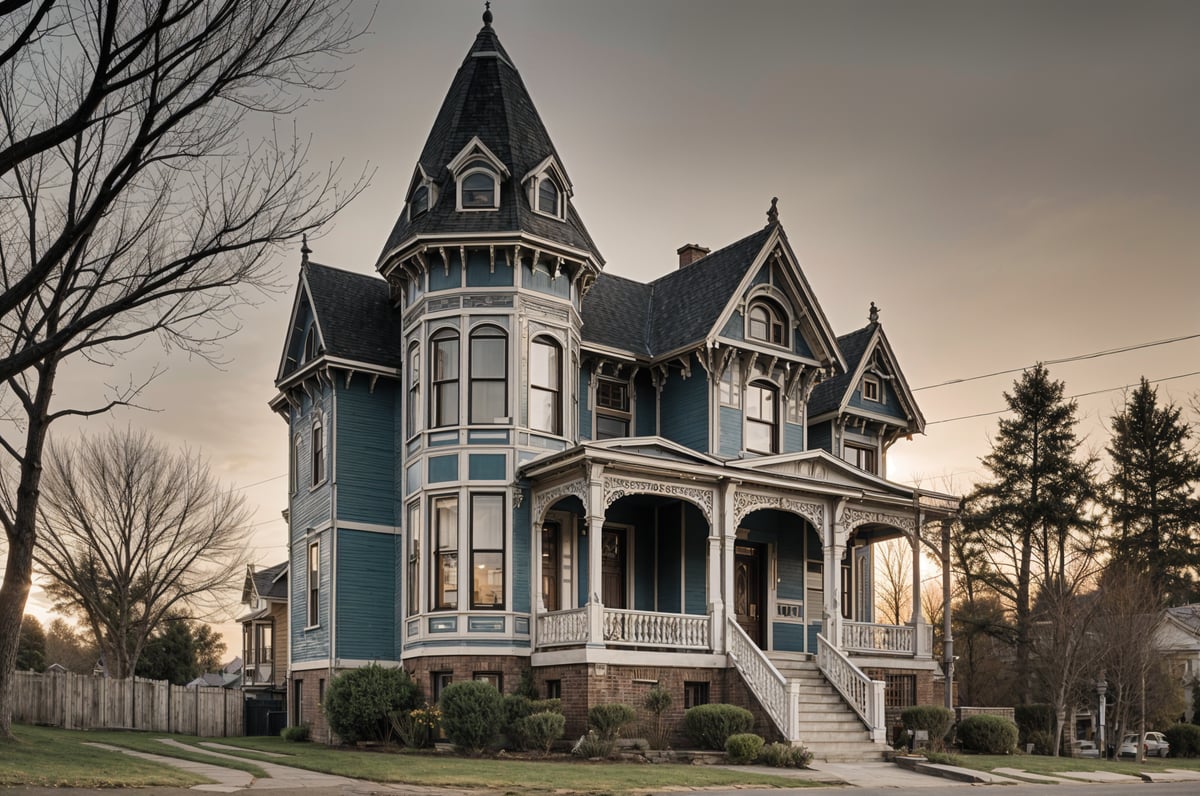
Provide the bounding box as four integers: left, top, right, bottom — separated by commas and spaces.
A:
676, 243, 710, 268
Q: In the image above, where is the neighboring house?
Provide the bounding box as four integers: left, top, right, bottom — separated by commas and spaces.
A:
269, 9, 958, 758
186, 658, 243, 689
239, 562, 289, 691
1155, 604, 1200, 720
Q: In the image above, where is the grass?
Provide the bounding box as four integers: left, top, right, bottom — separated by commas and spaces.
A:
4, 724, 811, 793
944, 751, 1200, 777
0, 725, 207, 788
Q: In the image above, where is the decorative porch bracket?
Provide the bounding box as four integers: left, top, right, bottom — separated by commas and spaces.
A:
816, 632, 887, 742
726, 617, 799, 740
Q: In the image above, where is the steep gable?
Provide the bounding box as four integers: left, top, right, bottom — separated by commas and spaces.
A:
808, 320, 924, 433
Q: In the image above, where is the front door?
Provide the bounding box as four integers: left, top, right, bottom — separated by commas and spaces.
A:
735, 543, 765, 647
601, 527, 627, 609
541, 522, 560, 611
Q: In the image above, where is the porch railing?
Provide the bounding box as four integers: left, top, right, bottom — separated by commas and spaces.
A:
536, 607, 589, 647
603, 608, 711, 650
840, 621, 915, 656
726, 617, 797, 739
816, 633, 886, 742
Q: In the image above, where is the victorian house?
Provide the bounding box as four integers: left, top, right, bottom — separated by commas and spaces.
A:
270, 9, 959, 759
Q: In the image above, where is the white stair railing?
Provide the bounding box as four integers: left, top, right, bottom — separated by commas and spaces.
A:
725, 617, 798, 739
816, 633, 886, 742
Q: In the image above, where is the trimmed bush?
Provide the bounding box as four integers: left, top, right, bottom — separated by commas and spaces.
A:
684, 703, 755, 750
530, 698, 562, 715
323, 664, 421, 744
280, 724, 310, 742
725, 733, 765, 764
502, 694, 534, 749
589, 703, 637, 741
1165, 723, 1200, 758
440, 680, 505, 754
1027, 730, 1056, 756
1014, 704, 1055, 744
957, 714, 1018, 754
758, 742, 812, 768
518, 711, 566, 755
900, 705, 955, 751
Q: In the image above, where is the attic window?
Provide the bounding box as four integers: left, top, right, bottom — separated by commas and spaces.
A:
303, 326, 319, 362
410, 184, 429, 219
747, 300, 787, 348
459, 167, 498, 210
536, 175, 562, 218
863, 376, 881, 403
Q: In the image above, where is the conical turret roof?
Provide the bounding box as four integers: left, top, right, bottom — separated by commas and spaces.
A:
377, 17, 601, 269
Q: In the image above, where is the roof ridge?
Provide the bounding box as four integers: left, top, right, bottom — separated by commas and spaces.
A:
648, 225, 771, 287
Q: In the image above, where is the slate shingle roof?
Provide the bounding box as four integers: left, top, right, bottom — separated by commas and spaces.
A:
376, 23, 601, 266
807, 324, 876, 417
252, 562, 288, 601
581, 226, 774, 357
303, 262, 403, 370
1167, 605, 1200, 635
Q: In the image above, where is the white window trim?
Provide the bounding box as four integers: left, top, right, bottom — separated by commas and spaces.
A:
862, 375, 883, 403
309, 414, 326, 490
745, 298, 791, 351
457, 166, 500, 212
305, 539, 320, 630
529, 173, 565, 220
408, 181, 437, 221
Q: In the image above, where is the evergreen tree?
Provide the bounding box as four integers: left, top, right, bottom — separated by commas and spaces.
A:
1105, 378, 1200, 604
15, 616, 45, 673
135, 615, 226, 685
961, 364, 1098, 704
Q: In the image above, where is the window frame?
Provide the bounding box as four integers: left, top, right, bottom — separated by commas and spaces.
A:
430, 329, 460, 428
470, 493, 506, 611
409, 183, 430, 219
407, 343, 422, 438
862, 375, 882, 403
306, 540, 320, 629
407, 502, 420, 617
303, 325, 319, 362
290, 434, 301, 494
529, 336, 563, 435
844, 443, 878, 474
746, 299, 788, 348
533, 174, 563, 219
745, 380, 779, 454
468, 325, 508, 424
431, 495, 459, 611
457, 166, 499, 211
595, 377, 631, 439
310, 415, 325, 487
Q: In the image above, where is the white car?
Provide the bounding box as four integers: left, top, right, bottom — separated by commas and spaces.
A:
1118, 732, 1170, 758
1070, 740, 1101, 759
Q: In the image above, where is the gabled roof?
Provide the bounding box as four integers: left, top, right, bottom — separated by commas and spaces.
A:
376, 19, 601, 268
276, 261, 404, 384
808, 321, 925, 433
251, 562, 288, 603
726, 448, 915, 498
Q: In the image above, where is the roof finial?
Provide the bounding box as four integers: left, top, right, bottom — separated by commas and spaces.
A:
300, 233, 312, 265
483, 1, 493, 27
766, 196, 779, 226
868, 301, 880, 324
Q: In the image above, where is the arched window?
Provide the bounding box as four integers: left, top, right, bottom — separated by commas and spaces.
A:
410, 184, 429, 219
745, 381, 778, 454
290, 434, 301, 494
537, 176, 561, 217
303, 325, 319, 362
529, 337, 562, 434
406, 343, 421, 438
460, 168, 498, 209
469, 326, 507, 423
747, 300, 787, 347
311, 416, 325, 485
430, 330, 459, 428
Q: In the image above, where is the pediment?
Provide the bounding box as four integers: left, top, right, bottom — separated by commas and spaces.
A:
729, 450, 910, 495
584, 436, 722, 467
1156, 615, 1200, 651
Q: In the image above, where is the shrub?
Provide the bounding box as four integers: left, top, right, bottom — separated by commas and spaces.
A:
900, 705, 955, 751
530, 698, 562, 715
1165, 723, 1200, 758
280, 724, 310, 742
957, 714, 1019, 754
440, 680, 505, 754
642, 686, 674, 750
1014, 703, 1055, 744
518, 711, 566, 755
1026, 729, 1056, 756
725, 733, 765, 764
572, 730, 615, 759
323, 664, 421, 744
684, 704, 755, 750
589, 703, 637, 741
758, 742, 811, 767
389, 703, 441, 748
502, 694, 534, 749
892, 724, 912, 751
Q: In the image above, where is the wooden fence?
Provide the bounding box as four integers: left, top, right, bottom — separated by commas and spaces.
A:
11, 670, 243, 736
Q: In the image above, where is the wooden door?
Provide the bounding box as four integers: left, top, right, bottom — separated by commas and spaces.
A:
735, 543, 765, 647
601, 527, 627, 609
541, 522, 560, 611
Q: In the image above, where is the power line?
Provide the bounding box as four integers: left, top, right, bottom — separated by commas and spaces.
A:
927, 369, 1200, 426
913, 332, 1200, 392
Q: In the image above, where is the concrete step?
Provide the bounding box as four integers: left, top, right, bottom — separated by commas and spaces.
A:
803, 741, 889, 762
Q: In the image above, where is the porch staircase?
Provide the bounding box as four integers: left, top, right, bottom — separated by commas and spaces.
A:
765, 652, 888, 762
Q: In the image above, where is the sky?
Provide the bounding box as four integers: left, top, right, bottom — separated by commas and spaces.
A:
12, 0, 1200, 655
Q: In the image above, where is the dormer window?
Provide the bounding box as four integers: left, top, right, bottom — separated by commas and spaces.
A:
460, 167, 498, 209
537, 176, 562, 218
747, 300, 787, 347
303, 325, 319, 362
524, 156, 571, 221
862, 375, 881, 403
410, 184, 429, 219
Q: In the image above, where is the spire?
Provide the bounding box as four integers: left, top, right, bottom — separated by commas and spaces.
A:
868, 301, 880, 324
483, 1, 492, 27
766, 196, 779, 226
300, 233, 312, 265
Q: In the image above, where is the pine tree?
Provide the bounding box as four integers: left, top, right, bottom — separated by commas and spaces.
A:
962, 364, 1098, 704
1105, 378, 1200, 604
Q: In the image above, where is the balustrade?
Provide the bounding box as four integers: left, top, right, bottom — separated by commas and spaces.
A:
726, 617, 796, 739
839, 620, 915, 655
536, 607, 589, 647
816, 633, 886, 742
602, 609, 710, 649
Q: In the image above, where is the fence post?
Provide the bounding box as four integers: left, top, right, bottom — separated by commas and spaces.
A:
195, 687, 200, 737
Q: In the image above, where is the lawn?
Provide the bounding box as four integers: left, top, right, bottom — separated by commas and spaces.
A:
937, 751, 1200, 777
3, 724, 812, 793
0, 725, 207, 788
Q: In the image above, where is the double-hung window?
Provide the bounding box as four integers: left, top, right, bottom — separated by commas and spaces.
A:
407, 344, 421, 437
529, 338, 562, 434
469, 326, 507, 423
470, 494, 505, 609
430, 330, 460, 427
306, 540, 320, 627
432, 496, 459, 610
311, 417, 325, 486
747, 300, 787, 347
406, 502, 420, 616
745, 381, 779, 454
595, 378, 630, 439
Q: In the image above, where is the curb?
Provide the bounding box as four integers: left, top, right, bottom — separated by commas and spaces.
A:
894, 755, 988, 784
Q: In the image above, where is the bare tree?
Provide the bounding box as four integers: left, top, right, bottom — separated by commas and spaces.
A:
0, 0, 365, 737
34, 427, 250, 680
1029, 576, 1102, 756
875, 538, 911, 625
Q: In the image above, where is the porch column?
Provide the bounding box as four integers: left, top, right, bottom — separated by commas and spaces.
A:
531, 492, 544, 614
586, 463, 605, 647
911, 517, 932, 658
824, 498, 847, 647
712, 480, 738, 653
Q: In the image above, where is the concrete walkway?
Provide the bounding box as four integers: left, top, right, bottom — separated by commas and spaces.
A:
722, 761, 965, 788
81, 743, 252, 793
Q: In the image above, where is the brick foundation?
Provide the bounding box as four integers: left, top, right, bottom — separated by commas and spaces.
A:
404, 654, 530, 700
289, 669, 333, 743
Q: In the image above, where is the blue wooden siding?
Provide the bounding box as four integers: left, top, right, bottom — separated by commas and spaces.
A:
683, 503, 707, 615
290, 527, 330, 662
521, 259, 570, 298
289, 388, 332, 531
405, 461, 422, 495
660, 370, 708, 452
282, 301, 315, 375
577, 367, 591, 440
784, 421, 804, 453
722, 311, 744, 340
336, 380, 396, 526
751, 264, 769, 286
775, 526, 806, 601
634, 527, 655, 610
848, 377, 909, 422
465, 249, 514, 287
719, 406, 742, 456
808, 420, 833, 455
427, 454, 458, 483
656, 504, 681, 613
511, 491, 530, 613
468, 453, 506, 480
773, 622, 806, 652
428, 251, 463, 291
792, 331, 813, 358
335, 529, 396, 660
634, 370, 656, 436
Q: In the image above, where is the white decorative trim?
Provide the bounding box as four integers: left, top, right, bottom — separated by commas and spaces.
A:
602, 475, 714, 524
733, 490, 824, 529
838, 506, 916, 534
532, 477, 588, 524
